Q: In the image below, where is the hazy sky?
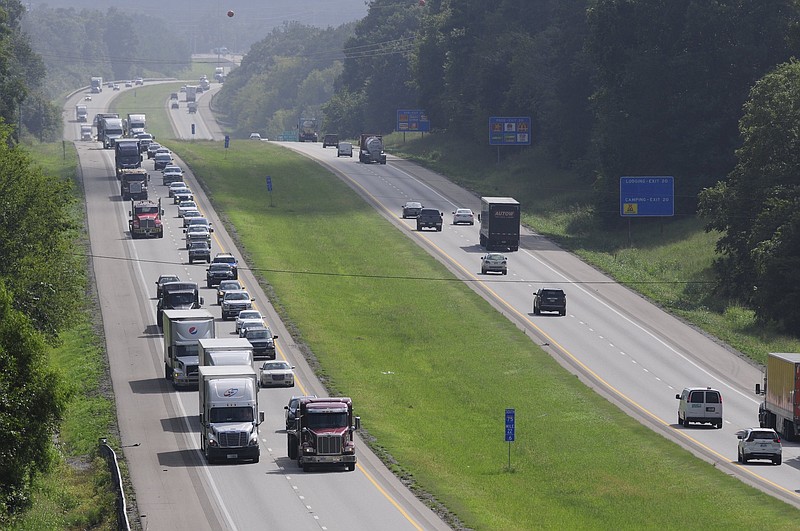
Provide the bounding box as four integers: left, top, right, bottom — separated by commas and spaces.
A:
26, 0, 368, 29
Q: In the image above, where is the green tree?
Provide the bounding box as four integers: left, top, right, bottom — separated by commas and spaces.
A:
699, 60, 800, 330
587, 0, 800, 222
0, 280, 69, 520
0, 125, 84, 335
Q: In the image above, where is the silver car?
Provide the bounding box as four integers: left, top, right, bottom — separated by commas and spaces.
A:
737, 428, 781, 465
481, 253, 508, 275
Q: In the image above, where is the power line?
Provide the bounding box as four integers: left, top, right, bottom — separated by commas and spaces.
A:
72, 251, 717, 285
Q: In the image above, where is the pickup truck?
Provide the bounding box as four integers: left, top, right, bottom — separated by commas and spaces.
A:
416, 208, 443, 231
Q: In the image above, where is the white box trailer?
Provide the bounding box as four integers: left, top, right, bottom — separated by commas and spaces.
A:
199, 366, 263, 463
198, 337, 254, 367
163, 309, 215, 387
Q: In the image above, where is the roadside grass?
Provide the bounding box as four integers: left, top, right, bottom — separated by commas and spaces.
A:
386, 133, 800, 365
169, 139, 800, 528
10, 142, 117, 529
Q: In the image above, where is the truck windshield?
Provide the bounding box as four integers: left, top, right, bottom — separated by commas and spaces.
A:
306, 411, 348, 429
174, 344, 198, 358
210, 407, 253, 423
136, 206, 159, 215
166, 292, 197, 306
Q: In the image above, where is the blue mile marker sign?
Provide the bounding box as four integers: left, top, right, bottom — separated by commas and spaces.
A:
224, 135, 230, 148
265, 176, 272, 192
505, 408, 515, 442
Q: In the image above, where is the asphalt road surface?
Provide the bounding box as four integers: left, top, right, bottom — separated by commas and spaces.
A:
64, 84, 452, 530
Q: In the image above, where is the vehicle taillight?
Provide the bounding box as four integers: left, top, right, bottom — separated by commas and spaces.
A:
775, 436, 781, 443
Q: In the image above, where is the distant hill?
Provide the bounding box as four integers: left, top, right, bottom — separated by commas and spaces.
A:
26, 0, 367, 52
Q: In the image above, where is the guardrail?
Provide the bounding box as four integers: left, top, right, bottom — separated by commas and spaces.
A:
98, 437, 131, 530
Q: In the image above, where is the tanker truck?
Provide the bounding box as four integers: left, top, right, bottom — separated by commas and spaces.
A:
358, 134, 387, 164
298, 118, 318, 142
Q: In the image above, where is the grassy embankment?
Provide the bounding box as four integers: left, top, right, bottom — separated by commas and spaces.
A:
11, 142, 117, 530
115, 84, 800, 528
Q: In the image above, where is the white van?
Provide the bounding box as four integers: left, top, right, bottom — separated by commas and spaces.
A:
676, 387, 723, 428
337, 141, 353, 157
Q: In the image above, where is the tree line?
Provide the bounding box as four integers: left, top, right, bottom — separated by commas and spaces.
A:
316, 0, 800, 332
0, 1, 85, 521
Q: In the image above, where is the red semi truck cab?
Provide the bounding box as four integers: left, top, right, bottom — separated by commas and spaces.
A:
287, 397, 360, 471
129, 198, 163, 239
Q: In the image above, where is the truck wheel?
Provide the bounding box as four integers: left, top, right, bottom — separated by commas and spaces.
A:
346, 462, 355, 471
189, 258, 193, 264
158, 231, 163, 239
287, 435, 298, 459
165, 363, 172, 380
302, 463, 310, 472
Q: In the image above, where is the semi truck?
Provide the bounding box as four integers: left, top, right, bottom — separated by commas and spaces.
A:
75, 104, 88, 122
199, 366, 264, 463
115, 139, 142, 176
298, 118, 318, 142
163, 309, 215, 386
358, 134, 386, 164
478, 197, 521, 252
185, 85, 198, 103
129, 198, 164, 239
756, 353, 800, 440
157, 282, 203, 328
100, 117, 124, 149
119, 168, 149, 201
198, 338, 254, 367
125, 113, 146, 136
287, 397, 360, 472
90, 76, 103, 93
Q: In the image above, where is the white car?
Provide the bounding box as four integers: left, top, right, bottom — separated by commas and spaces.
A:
185, 226, 211, 246
186, 217, 213, 232
452, 208, 475, 225
236, 310, 264, 334
168, 181, 187, 197
182, 210, 203, 227
238, 318, 266, 337
737, 428, 782, 465
259, 360, 295, 387
249, 132, 262, 140
177, 200, 199, 217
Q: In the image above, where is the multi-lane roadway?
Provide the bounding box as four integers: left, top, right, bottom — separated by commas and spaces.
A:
65, 78, 800, 531
65, 85, 452, 530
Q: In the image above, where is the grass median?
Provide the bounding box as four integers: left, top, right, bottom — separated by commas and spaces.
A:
164, 139, 799, 528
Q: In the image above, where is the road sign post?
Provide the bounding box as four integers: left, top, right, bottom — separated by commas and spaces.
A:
505, 408, 515, 470
266, 176, 273, 207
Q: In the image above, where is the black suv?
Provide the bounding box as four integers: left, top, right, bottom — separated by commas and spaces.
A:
416, 208, 443, 231
212, 253, 239, 279
533, 288, 567, 316
244, 326, 278, 359
206, 262, 236, 288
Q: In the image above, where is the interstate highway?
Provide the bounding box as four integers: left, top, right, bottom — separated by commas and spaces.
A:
65, 85, 451, 530
275, 141, 800, 508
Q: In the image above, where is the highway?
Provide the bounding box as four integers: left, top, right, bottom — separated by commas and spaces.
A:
273, 143, 800, 507
64, 85, 452, 530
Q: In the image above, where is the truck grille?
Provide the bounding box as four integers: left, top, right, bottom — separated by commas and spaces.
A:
218, 431, 248, 448
316, 434, 343, 455
140, 219, 156, 229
